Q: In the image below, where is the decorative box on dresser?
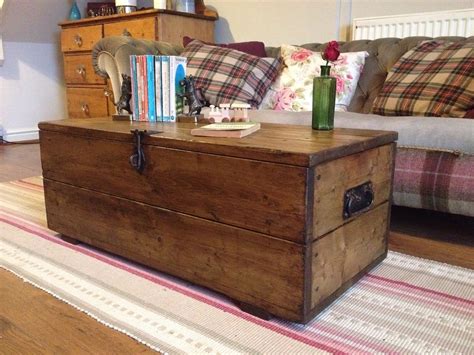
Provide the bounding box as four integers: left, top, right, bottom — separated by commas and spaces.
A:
59, 9, 216, 118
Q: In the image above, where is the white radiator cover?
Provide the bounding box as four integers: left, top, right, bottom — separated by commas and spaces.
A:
352, 8, 474, 40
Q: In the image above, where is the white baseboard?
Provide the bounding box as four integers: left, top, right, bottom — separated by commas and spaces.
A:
3, 128, 39, 142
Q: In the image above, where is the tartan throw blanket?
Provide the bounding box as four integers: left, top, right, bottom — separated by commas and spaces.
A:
371, 40, 474, 118
182, 40, 282, 107
393, 147, 474, 216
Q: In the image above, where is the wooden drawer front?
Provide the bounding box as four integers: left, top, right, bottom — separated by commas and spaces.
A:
40, 131, 309, 243
61, 25, 102, 52
313, 143, 394, 239
66, 87, 109, 118
104, 17, 156, 39
44, 179, 306, 322
64, 54, 105, 85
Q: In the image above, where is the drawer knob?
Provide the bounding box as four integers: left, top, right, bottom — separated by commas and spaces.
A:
80, 103, 90, 116
76, 65, 86, 78
103, 88, 114, 102
74, 34, 83, 47
122, 28, 132, 37
103, 88, 113, 97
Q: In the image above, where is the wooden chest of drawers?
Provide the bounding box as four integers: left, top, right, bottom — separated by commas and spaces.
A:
39, 119, 397, 323
59, 10, 216, 119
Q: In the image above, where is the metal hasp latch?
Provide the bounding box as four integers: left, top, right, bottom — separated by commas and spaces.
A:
129, 129, 148, 174
343, 181, 374, 219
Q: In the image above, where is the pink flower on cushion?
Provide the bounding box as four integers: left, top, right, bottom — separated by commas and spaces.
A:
334, 75, 345, 94
291, 48, 313, 62
274, 87, 296, 111
334, 54, 348, 65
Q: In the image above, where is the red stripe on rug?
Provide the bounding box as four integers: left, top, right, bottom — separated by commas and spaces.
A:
359, 279, 472, 316
366, 274, 473, 306
1, 213, 348, 354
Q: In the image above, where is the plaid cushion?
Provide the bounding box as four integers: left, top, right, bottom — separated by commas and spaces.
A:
181, 40, 282, 107
372, 40, 474, 118
393, 147, 474, 217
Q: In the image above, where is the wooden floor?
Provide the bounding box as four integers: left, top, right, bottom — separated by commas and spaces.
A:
1, 142, 472, 353
0, 143, 156, 354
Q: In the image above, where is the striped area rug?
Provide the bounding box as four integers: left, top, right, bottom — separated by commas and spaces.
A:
1, 177, 473, 354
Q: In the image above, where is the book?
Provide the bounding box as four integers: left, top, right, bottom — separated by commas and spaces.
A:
154, 56, 163, 121
169, 56, 187, 122
136, 55, 145, 121
130, 55, 139, 121
146, 55, 156, 122
161, 56, 171, 121
129, 55, 187, 122
142, 55, 148, 121
191, 122, 261, 138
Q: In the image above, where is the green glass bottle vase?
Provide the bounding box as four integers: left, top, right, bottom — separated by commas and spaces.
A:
312, 65, 336, 130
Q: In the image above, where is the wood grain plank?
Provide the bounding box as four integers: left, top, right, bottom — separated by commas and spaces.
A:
389, 231, 474, 269
104, 17, 156, 39
38, 119, 398, 167
40, 130, 309, 242
61, 25, 102, 52
44, 179, 306, 321
313, 143, 394, 238
0, 269, 156, 354
59, 9, 216, 28
64, 54, 106, 85
157, 14, 215, 43
66, 88, 109, 118
311, 202, 389, 309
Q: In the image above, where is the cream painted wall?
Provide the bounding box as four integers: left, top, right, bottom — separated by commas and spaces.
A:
0, 41, 67, 140
0, 0, 472, 141
0, 0, 108, 141
206, 0, 474, 45
205, 0, 341, 46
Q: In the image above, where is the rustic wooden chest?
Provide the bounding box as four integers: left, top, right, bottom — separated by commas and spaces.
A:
39, 119, 397, 323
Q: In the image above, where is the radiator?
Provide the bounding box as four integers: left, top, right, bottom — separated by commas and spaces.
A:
352, 8, 474, 40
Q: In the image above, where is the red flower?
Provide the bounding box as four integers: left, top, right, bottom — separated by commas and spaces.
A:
323, 41, 340, 63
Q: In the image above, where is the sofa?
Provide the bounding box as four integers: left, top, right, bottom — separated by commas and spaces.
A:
92, 35, 474, 217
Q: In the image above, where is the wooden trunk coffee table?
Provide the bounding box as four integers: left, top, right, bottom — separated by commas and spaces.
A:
39, 119, 397, 323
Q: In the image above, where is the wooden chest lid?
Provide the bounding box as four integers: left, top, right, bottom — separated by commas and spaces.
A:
38, 119, 398, 167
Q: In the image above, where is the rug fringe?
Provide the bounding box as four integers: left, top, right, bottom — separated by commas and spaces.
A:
0, 265, 166, 355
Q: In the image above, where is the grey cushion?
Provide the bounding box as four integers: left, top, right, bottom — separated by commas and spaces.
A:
245, 110, 474, 155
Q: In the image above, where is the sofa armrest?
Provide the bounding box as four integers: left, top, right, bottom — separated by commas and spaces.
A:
91, 36, 184, 107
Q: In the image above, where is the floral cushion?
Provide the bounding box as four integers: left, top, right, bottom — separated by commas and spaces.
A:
260, 44, 368, 112
371, 40, 474, 118
181, 40, 282, 107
